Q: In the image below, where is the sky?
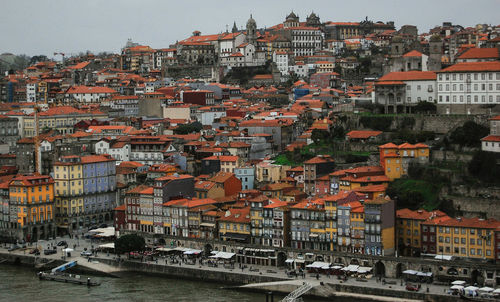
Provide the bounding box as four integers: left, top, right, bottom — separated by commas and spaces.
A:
1, 0, 499, 57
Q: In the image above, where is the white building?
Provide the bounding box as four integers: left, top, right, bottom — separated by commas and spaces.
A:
273, 50, 290, 75
26, 82, 37, 102
437, 61, 500, 114
481, 115, 500, 153
289, 63, 309, 78
95, 139, 131, 164
290, 26, 323, 57
375, 71, 437, 114
64, 86, 117, 103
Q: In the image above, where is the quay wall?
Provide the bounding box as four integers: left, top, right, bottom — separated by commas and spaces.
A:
0, 252, 475, 302
97, 257, 287, 285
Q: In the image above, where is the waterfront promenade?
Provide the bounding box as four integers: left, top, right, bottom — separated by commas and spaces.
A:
0, 235, 461, 301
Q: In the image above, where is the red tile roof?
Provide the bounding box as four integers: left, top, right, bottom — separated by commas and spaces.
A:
482, 135, 500, 142
439, 61, 500, 73
378, 143, 398, 149
402, 50, 423, 57
430, 217, 500, 229
397, 208, 448, 220
457, 48, 499, 59
304, 155, 334, 165
347, 130, 382, 139
218, 207, 250, 223
66, 86, 117, 94
378, 71, 436, 82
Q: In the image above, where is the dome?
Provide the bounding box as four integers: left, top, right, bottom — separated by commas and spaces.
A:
246, 14, 256, 28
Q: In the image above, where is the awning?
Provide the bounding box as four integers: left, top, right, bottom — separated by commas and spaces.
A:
209, 252, 235, 259
479, 287, 494, 293
285, 259, 294, 264
309, 233, 319, 238
200, 222, 215, 227
402, 270, 418, 275
89, 227, 115, 237
493, 288, 500, 294
434, 255, 453, 261
450, 285, 464, 290
342, 265, 359, 272
99, 242, 115, 249
156, 247, 174, 252
306, 261, 330, 269
357, 266, 373, 274
452, 280, 466, 285
183, 249, 202, 255
464, 286, 479, 292
417, 272, 432, 277
295, 259, 305, 263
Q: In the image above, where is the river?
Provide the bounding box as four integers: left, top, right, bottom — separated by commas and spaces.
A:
0, 264, 328, 302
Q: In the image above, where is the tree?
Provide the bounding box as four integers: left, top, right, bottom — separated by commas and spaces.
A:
450, 121, 489, 147
115, 234, 145, 254
468, 151, 500, 184
311, 129, 329, 144
174, 122, 203, 134
413, 101, 437, 114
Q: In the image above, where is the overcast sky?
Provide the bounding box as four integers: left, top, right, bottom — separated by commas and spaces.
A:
1, 0, 499, 57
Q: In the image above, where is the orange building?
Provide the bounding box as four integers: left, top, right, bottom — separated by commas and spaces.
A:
379, 142, 429, 180
8, 174, 55, 241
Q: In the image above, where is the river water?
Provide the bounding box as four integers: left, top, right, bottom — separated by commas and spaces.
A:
0, 264, 324, 302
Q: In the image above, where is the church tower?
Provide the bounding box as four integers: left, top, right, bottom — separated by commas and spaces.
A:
232, 21, 238, 33
246, 15, 257, 45
427, 35, 443, 71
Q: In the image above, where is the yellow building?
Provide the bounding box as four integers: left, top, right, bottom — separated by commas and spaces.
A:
396, 208, 448, 257
218, 207, 251, 243
255, 160, 290, 184
350, 203, 365, 254
322, 191, 361, 251
8, 174, 55, 241
431, 217, 499, 260
23, 106, 107, 137
54, 157, 83, 223
379, 142, 430, 180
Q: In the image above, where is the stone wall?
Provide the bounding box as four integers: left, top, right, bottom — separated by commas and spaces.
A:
98, 257, 286, 285
349, 113, 490, 134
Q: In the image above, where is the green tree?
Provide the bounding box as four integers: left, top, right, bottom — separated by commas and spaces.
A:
174, 122, 203, 134
115, 234, 145, 254
450, 121, 489, 147
311, 129, 329, 144
413, 101, 437, 114
468, 151, 500, 184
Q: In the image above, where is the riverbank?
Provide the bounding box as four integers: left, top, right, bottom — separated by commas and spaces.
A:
0, 250, 461, 302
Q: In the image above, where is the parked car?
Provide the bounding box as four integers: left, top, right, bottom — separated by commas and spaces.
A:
29, 248, 40, 255
44, 249, 57, 255
406, 283, 421, 291
81, 251, 93, 257
56, 240, 67, 247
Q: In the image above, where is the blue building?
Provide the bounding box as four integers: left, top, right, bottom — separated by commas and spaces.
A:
234, 167, 255, 190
